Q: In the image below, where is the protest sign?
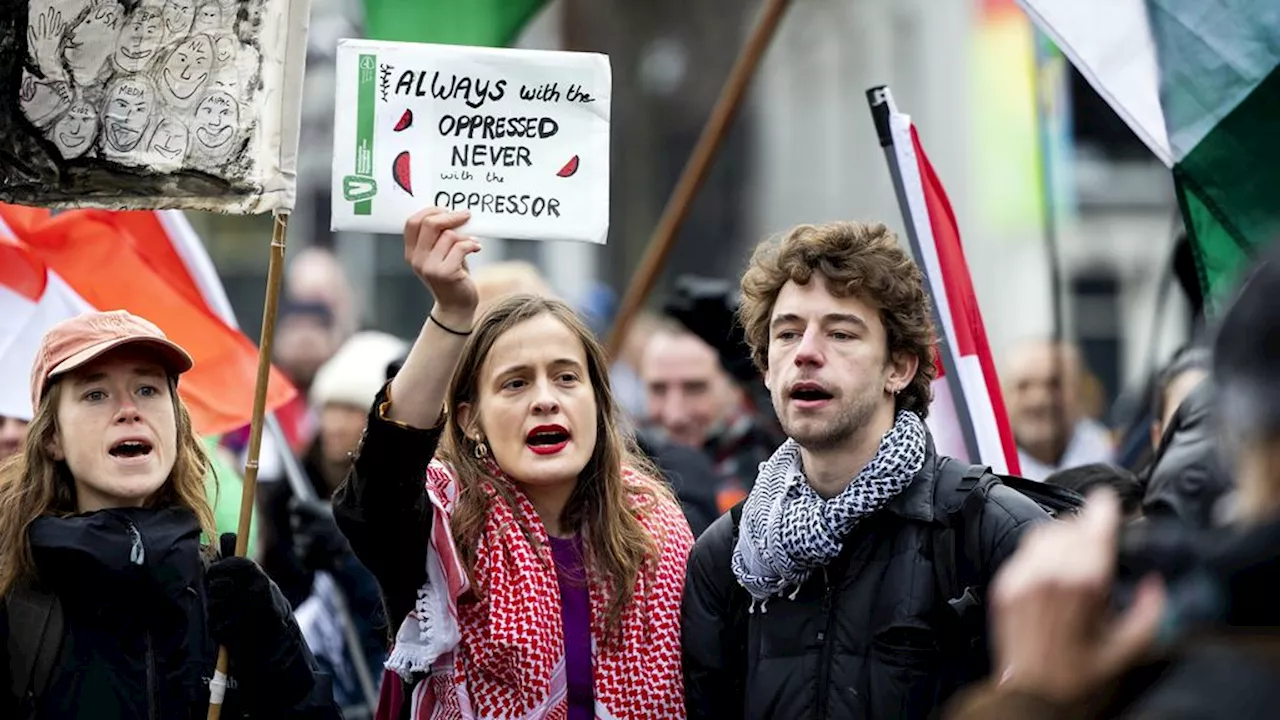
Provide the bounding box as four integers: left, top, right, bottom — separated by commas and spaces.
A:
0, 0, 310, 214
330, 39, 611, 244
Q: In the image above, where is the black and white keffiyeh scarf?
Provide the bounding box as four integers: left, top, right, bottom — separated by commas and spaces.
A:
731, 410, 927, 607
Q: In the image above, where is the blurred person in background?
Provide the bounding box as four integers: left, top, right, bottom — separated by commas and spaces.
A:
287, 246, 360, 344
1142, 346, 1234, 529
947, 245, 1280, 720
1044, 463, 1143, 521
646, 275, 786, 513
473, 259, 555, 312
260, 331, 408, 608
283, 333, 408, 718
1003, 339, 1114, 481
0, 415, 29, 460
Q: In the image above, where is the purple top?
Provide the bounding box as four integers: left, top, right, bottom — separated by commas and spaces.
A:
549, 535, 593, 720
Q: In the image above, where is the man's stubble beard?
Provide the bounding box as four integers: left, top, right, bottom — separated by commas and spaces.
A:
777, 389, 881, 453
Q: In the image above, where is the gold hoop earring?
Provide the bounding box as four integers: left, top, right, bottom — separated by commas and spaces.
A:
474, 440, 489, 459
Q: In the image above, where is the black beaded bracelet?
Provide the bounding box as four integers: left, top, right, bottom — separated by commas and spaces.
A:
428, 313, 472, 336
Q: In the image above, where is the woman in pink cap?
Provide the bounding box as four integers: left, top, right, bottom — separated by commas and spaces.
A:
0, 310, 339, 719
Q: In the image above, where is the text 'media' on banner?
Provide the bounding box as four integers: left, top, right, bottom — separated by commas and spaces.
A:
330, 39, 611, 245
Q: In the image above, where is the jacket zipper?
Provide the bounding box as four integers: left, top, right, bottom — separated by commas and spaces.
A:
128, 520, 157, 720
146, 630, 159, 720
127, 521, 145, 565
815, 565, 838, 718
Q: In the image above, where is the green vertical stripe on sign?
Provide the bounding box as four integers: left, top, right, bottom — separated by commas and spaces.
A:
354, 53, 377, 215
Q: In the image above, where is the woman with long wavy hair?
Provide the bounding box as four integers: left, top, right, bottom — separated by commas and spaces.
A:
0, 310, 338, 719
333, 207, 694, 720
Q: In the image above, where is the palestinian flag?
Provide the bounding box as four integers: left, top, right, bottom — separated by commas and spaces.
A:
363, 0, 547, 46
1017, 0, 1280, 307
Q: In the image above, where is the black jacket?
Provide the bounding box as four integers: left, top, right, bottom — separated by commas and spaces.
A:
1143, 378, 1234, 528
0, 507, 337, 720
682, 440, 1049, 720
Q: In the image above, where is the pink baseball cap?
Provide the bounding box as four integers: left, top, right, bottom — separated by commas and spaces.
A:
31, 310, 194, 410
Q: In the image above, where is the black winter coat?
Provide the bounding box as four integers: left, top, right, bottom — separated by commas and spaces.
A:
682, 442, 1049, 720
0, 507, 338, 720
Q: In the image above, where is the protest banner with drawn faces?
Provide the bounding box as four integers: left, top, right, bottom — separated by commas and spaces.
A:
0, 0, 310, 213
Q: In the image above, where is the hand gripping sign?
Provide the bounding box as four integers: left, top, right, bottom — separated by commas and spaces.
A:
330, 39, 612, 245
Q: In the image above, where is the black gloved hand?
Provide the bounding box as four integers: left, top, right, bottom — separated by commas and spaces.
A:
289, 498, 352, 572
206, 533, 316, 707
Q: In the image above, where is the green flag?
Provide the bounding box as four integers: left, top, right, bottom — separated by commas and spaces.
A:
1016, 0, 1280, 309
363, 0, 548, 47
1146, 0, 1280, 307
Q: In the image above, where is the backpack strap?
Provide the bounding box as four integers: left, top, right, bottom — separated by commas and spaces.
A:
931, 458, 995, 621
7, 582, 65, 718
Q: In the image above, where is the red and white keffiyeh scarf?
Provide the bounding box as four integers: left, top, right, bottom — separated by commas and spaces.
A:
375, 458, 693, 720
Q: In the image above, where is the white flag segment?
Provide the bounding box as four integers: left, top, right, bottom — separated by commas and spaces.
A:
1016, 0, 1172, 166
0, 231, 93, 422
885, 101, 1022, 476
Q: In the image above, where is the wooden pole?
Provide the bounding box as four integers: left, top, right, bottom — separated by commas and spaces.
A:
604, 0, 793, 359
207, 212, 290, 719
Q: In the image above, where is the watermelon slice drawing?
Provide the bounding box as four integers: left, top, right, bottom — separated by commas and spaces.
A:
394, 109, 412, 131
557, 155, 579, 178
393, 151, 412, 195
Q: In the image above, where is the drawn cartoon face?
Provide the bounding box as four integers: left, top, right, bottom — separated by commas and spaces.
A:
162, 0, 194, 37
103, 77, 155, 151
160, 35, 213, 103
148, 117, 189, 163
193, 91, 238, 150
209, 68, 240, 98
191, 2, 222, 34
113, 7, 164, 73
66, 2, 124, 85
50, 101, 100, 159
212, 34, 237, 64
18, 71, 72, 129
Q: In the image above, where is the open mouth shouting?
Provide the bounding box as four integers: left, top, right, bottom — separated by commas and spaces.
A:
526, 424, 571, 456
788, 381, 834, 411
109, 122, 142, 149
109, 436, 155, 464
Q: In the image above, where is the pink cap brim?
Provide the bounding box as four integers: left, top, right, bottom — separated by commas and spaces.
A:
47, 336, 194, 385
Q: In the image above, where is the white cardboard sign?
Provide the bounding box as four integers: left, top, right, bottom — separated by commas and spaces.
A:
330, 39, 611, 244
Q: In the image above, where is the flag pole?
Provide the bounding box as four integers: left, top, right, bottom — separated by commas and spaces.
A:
1030, 30, 1071, 463
866, 85, 983, 464
604, 0, 794, 359
207, 212, 290, 720
166, 210, 381, 709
